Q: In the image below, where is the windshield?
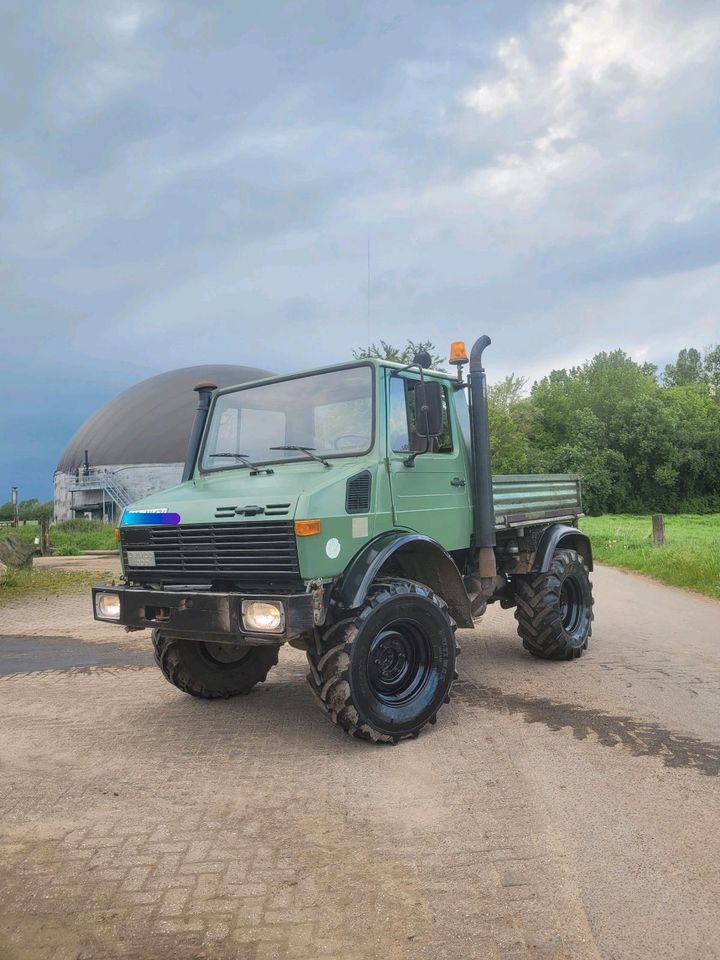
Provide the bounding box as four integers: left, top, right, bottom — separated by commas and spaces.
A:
200, 365, 374, 471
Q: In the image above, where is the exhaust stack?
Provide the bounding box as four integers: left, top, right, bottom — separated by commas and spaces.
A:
468, 336, 497, 579
182, 381, 217, 482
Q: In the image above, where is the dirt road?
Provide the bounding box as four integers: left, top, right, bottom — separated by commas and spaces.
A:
1, 566, 718, 960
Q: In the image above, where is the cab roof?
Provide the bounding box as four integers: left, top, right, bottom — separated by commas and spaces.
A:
212, 357, 455, 397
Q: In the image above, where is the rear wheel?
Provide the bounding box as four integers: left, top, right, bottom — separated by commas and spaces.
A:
513, 548, 593, 660
152, 631, 278, 698
307, 578, 458, 743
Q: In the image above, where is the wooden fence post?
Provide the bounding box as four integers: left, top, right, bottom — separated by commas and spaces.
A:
652, 514, 665, 546
39, 517, 50, 556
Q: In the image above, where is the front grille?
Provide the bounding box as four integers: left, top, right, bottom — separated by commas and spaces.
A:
121, 521, 299, 583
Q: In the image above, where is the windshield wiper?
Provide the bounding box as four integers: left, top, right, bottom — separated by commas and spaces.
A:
208, 453, 273, 475
269, 445, 330, 467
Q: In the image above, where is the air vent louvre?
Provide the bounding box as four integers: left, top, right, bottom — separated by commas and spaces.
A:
346, 472, 371, 514
265, 502, 292, 517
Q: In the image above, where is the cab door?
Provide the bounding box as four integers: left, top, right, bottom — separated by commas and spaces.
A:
386, 371, 472, 552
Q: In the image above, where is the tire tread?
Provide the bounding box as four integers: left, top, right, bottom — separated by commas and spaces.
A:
513, 549, 594, 661
306, 578, 459, 743
152, 631, 278, 698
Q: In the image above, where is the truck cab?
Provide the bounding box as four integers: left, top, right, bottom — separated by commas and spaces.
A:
93, 338, 594, 743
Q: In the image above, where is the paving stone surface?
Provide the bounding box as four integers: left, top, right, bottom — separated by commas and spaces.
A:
2, 568, 719, 960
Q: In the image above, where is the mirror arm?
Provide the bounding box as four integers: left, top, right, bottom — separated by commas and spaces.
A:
397, 362, 425, 383
403, 434, 430, 468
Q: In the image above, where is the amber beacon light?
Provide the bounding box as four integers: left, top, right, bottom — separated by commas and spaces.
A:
449, 341, 469, 382
449, 341, 468, 364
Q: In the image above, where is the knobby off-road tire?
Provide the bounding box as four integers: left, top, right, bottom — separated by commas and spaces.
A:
152, 630, 278, 699
514, 548, 594, 660
306, 578, 459, 744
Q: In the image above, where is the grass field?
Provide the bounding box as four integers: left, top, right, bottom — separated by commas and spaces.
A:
0, 568, 113, 605
1, 519, 117, 555
581, 514, 720, 599
2, 516, 718, 600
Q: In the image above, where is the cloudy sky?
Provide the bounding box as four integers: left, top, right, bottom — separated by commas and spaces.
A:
2, 0, 720, 498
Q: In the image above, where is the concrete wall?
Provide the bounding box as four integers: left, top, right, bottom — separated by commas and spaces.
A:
54, 463, 184, 522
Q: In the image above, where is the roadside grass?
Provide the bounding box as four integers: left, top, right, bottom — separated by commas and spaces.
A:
0, 568, 113, 605
581, 514, 720, 599
3, 516, 717, 598
0, 519, 117, 556
50, 520, 118, 554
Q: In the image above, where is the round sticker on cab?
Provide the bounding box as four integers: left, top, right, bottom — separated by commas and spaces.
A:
325, 537, 341, 559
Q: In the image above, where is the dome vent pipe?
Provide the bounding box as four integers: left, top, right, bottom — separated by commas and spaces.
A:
182, 381, 217, 482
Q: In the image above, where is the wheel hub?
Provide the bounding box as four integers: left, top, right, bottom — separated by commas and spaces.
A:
201, 642, 250, 666
559, 577, 583, 633
367, 621, 432, 705
373, 634, 409, 682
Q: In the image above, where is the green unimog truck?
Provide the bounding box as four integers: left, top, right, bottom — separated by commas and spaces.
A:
93, 336, 594, 743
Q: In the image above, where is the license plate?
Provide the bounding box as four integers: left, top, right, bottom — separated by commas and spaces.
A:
126, 550, 156, 567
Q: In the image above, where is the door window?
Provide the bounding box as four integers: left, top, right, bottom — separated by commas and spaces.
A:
388, 375, 453, 454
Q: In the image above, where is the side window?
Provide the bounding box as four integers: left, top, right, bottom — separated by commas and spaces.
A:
389, 376, 410, 452
436, 389, 453, 454
388, 375, 453, 454
454, 390, 471, 449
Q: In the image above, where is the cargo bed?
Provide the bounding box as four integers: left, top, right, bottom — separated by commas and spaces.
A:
492, 474, 582, 529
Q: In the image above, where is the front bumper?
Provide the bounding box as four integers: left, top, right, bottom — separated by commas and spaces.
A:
91, 585, 314, 643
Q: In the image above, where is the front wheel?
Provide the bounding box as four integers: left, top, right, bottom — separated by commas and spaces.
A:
307, 579, 458, 743
152, 631, 279, 698
513, 548, 594, 660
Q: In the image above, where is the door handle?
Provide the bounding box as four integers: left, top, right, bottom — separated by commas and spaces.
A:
450, 477, 466, 487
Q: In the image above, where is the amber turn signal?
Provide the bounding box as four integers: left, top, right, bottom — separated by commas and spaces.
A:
449, 341, 468, 365
295, 519, 322, 537
114, 528, 121, 542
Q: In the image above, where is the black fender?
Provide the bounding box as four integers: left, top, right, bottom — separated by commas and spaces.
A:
330, 531, 473, 628
534, 524, 593, 572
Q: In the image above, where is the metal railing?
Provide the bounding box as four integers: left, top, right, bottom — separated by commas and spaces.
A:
68, 471, 132, 514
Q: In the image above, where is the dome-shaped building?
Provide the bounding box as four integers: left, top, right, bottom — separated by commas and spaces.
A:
54, 364, 272, 522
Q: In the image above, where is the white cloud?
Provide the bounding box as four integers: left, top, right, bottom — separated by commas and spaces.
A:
45, 2, 162, 125
106, 2, 159, 39
466, 0, 720, 122
51, 60, 138, 124
473, 138, 598, 203
552, 0, 718, 92
461, 37, 531, 117
458, 0, 720, 203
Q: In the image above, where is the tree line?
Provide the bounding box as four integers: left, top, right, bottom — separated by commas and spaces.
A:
6, 343, 719, 519
356, 341, 720, 515
0, 499, 54, 522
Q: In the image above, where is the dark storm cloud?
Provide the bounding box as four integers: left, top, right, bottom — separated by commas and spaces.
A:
1, 0, 719, 496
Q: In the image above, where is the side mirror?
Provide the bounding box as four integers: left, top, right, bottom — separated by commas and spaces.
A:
415, 380, 443, 437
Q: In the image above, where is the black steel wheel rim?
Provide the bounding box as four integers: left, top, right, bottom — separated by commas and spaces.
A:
559, 577, 583, 634
367, 619, 433, 706
199, 642, 251, 667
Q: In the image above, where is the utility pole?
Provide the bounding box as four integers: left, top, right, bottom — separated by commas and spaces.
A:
11, 487, 18, 527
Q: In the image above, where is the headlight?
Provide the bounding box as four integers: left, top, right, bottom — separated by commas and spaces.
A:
242, 600, 284, 633
95, 592, 121, 621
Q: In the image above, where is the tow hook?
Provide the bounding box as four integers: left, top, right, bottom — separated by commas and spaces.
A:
306, 579, 325, 625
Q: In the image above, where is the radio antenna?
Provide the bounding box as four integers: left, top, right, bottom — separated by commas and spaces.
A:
366, 238, 371, 355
